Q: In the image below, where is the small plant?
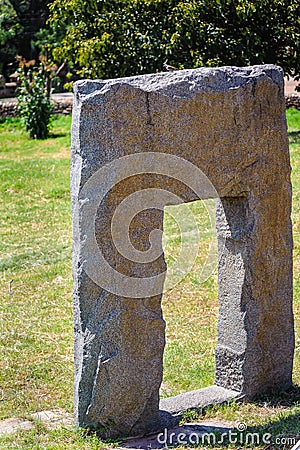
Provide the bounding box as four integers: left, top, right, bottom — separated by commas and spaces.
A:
17, 58, 52, 139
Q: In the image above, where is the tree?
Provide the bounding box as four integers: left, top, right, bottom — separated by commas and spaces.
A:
9, 0, 50, 60
0, 0, 22, 77
49, 0, 178, 79
167, 0, 300, 77
0, 0, 55, 78
49, 0, 300, 80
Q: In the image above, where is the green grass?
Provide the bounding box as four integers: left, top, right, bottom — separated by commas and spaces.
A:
0, 116, 73, 422
0, 111, 299, 448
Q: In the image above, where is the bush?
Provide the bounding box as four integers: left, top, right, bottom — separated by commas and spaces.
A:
17, 62, 52, 139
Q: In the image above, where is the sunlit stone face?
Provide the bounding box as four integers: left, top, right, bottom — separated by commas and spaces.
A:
71, 65, 294, 438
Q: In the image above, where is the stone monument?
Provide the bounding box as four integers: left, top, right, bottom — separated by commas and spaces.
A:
71, 65, 294, 438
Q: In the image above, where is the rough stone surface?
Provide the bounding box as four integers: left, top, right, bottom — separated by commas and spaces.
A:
71, 65, 294, 438
1, 90, 298, 119
159, 386, 242, 417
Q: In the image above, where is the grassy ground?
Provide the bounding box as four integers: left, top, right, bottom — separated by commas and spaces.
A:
0, 111, 299, 449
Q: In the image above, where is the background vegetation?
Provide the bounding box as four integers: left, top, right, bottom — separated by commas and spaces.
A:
49, 0, 300, 79
0, 0, 51, 79
0, 1, 299, 82
17, 61, 52, 139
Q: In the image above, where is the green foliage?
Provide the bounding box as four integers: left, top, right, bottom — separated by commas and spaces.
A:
0, 0, 58, 79
17, 63, 52, 139
167, 0, 300, 75
8, 0, 50, 60
49, 0, 300, 80
0, 0, 22, 77
34, 23, 65, 60
0, 1, 20, 47
49, 0, 177, 79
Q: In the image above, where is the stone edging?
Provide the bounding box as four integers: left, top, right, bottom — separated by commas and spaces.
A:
0, 99, 72, 119
286, 95, 300, 110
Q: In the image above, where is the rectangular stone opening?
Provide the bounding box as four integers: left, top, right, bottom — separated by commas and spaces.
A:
161, 199, 218, 398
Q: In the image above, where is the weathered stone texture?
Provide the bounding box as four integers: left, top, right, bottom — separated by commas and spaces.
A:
71, 65, 294, 437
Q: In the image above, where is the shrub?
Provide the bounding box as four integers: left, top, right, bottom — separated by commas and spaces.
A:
17, 61, 52, 139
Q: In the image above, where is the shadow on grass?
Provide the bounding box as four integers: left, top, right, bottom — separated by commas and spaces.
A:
235, 414, 300, 450
175, 387, 300, 449
48, 131, 67, 138
188, 401, 300, 449
112, 411, 300, 449
218, 385, 300, 449
81, 387, 300, 449
251, 384, 300, 408
289, 131, 300, 144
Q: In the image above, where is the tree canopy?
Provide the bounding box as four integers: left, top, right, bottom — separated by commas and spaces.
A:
49, 0, 300, 80
1, 0, 299, 81
9, 0, 49, 60
0, 0, 53, 77
0, 0, 22, 77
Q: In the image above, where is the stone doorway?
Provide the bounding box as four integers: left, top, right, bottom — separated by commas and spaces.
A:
71, 65, 294, 438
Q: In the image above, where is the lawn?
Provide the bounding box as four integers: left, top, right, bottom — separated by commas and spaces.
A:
0, 111, 299, 449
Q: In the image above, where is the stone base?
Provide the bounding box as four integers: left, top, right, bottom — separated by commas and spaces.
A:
159, 385, 243, 423
119, 386, 242, 443
96, 386, 242, 439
